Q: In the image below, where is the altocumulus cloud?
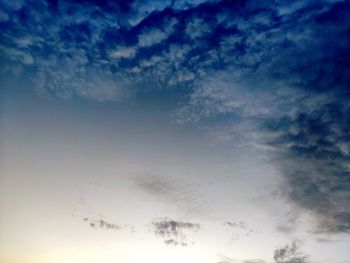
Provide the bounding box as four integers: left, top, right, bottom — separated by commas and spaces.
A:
1, 0, 346, 100
1, 0, 349, 233
0, 0, 215, 100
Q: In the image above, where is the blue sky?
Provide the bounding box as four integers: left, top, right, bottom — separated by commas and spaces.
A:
0, 0, 350, 262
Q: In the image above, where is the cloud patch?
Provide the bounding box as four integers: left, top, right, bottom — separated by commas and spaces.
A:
224, 221, 255, 239
82, 217, 135, 233
151, 217, 200, 246
83, 217, 120, 231
273, 241, 309, 263
135, 175, 205, 216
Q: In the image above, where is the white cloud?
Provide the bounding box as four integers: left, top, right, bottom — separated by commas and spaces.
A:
108, 46, 136, 59
138, 28, 168, 47
185, 17, 212, 39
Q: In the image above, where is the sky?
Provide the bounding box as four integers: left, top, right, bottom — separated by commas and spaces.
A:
0, 0, 350, 262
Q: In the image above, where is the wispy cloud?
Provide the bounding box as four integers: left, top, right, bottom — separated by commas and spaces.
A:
217, 241, 310, 263
223, 220, 255, 240
135, 175, 205, 216
82, 217, 135, 233
83, 217, 120, 231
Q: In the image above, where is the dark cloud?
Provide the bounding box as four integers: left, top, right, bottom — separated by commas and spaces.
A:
171, 0, 350, 234
83, 217, 120, 231
273, 241, 309, 263
264, 100, 350, 233
217, 242, 310, 263
151, 217, 200, 246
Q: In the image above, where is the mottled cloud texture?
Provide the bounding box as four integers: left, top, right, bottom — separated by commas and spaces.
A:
273, 241, 309, 263
1, 0, 349, 234
151, 218, 200, 246
83, 217, 120, 231
218, 241, 310, 263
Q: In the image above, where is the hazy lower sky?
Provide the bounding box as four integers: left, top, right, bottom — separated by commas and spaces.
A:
1, 1, 350, 263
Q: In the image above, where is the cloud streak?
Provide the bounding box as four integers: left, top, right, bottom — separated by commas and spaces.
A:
83, 217, 120, 231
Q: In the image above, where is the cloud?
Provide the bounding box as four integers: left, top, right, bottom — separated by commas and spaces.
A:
224, 221, 248, 229
224, 221, 255, 239
172, 1, 350, 234
82, 217, 136, 233
262, 96, 350, 233
151, 217, 200, 246
179, 76, 350, 233
1, 0, 349, 235
273, 241, 309, 263
0, 0, 324, 100
185, 17, 212, 39
275, 211, 301, 234
107, 46, 136, 59
2, 0, 345, 101
138, 28, 170, 47
83, 217, 120, 231
217, 242, 310, 263
135, 175, 205, 216
1, 0, 25, 11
